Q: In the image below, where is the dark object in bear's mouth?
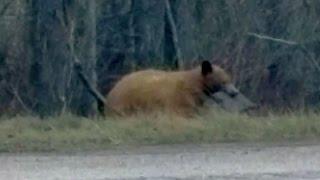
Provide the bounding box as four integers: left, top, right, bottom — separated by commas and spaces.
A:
208, 92, 256, 112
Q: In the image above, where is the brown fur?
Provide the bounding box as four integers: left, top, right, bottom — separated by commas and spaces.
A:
106, 64, 232, 116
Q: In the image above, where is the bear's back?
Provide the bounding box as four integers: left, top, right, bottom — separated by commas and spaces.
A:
106, 69, 202, 115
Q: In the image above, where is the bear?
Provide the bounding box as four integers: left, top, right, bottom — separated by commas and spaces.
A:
105, 61, 239, 116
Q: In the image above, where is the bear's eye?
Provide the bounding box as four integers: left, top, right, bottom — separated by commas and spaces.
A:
221, 77, 231, 85
221, 80, 227, 85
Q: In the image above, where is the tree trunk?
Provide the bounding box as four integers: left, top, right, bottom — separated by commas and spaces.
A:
70, 0, 97, 116
29, 0, 97, 117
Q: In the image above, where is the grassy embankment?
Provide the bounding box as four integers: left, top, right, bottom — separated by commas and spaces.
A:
0, 110, 320, 152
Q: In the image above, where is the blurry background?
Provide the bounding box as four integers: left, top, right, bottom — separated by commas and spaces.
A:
0, 0, 319, 117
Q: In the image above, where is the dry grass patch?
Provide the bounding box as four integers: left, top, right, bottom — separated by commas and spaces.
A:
0, 110, 319, 152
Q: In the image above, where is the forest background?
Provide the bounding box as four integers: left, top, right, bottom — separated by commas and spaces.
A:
0, 0, 320, 117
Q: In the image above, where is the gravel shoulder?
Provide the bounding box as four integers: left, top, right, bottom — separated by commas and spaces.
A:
1, 141, 320, 180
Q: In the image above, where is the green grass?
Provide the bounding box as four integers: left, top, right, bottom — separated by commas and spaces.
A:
0, 110, 320, 152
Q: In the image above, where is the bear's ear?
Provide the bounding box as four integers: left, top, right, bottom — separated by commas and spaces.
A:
201, 60, 213, 76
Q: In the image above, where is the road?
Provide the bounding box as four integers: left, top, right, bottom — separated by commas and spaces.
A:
1, 142, 320, 180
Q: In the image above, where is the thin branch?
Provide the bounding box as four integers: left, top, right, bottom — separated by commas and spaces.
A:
74, 59, 106, 106
247, 32, 298, 45
164, 0, 183, 69
6, 85, 32, 114
248, 32, 320, 72
299, 45, 320, 72
101, 2, 160, 20
0, 1, 11, 17
74, 59, 123, 116
74, 58, 107, 115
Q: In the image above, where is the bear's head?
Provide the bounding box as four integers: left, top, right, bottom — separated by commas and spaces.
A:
201, 60, 239, 98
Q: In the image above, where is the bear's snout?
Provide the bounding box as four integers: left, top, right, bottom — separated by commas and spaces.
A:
223, 84, 239, 98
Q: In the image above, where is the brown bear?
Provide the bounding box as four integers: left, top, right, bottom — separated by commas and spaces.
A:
105, 61, 239, 116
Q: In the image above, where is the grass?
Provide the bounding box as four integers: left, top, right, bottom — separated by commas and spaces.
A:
0, 110, 320, 152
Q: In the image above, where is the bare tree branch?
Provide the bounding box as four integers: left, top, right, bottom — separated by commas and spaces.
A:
299, 45, 320, 72
164, 0, 183, 69
247, 32, 298, 45
247, 32, 320, 72
0, 1, 11, 17
74, 58, 106, 115
6, 85, 32, 114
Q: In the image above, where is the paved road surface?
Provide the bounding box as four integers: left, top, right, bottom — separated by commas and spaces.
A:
1, 142, 320, 180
